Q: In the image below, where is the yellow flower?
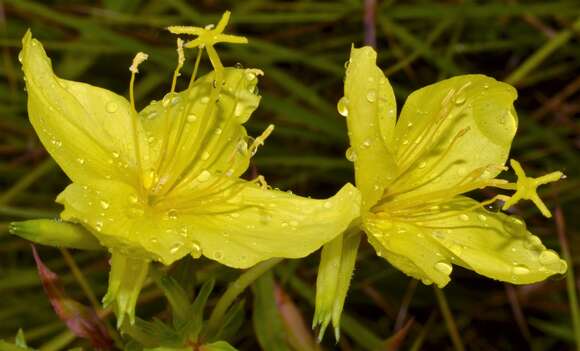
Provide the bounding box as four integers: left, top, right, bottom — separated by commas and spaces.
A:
18, 13, 360, 326
314, 45, 566, 339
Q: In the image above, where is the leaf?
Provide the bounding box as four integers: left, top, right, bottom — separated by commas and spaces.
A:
252, 272, 291, 351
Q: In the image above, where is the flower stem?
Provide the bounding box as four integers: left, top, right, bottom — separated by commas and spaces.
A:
433, 287, 464, 351
205, 258, 282, 338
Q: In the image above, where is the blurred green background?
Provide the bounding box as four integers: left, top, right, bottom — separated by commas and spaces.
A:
1, 0, 579, 350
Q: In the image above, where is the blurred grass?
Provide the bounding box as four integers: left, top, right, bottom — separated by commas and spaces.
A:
1, 0, 579, 350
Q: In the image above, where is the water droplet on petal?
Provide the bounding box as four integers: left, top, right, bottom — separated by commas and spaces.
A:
512, 265, 530, 275
454, 95, 466, 105
503, 216, 527, 237
76, 158, 85, 165
187, 113, 198, 122
196, 170, 211, 182
459, 214, 469, 221
538, 250, 560, 266
418, 161, 426, 169
94, 221, 103, 232
201, 151, 210, 160
201, 96, 210, 104
366, 90, 377, 102
246, 71, 256, 81
167, 209, 178, 220
99, 201, 110, 210
214, 251, 224, 260
106, 102, 118, 113
337, 96, 349, 117
434, 261, 453, 275
345, 147, 357, 162
323, 201, 332, 209
170, 242, 182, 254
360, 139, 371, 149
191, 241, 202, 258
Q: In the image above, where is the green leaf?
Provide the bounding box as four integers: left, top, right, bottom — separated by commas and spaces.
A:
252, 272, 291, 351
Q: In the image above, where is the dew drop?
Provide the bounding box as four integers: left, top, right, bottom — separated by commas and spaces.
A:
459, 214, 469, 221
503, 216, 527, 237
454, 95, 466, 105
201, 151, 210, 160
51, 139, 62, 147
214, 250, 224, 260
512, 265, 530, 275
434, 261, 453, 275
99, 201, 110, 210
94, 221, 103, 232
170, 242, 182, 254
191, 241, 203, 258
105, 102, 118, 113
18, 51, 23, 63
187, 114, 197, 122
167, 209, 178, 220
201, 96, 210, 104
366, 90, 377, 102
418, 161, 426, 169
345, 147, 357, 162
407, 122, 413, 128
196, 170, 211, 182
402, 139, 409, 145
76, 158, 85, 165
337, 96, 349, 117
129, 195, 139, 204
112, 152, 120, 159
360, 139, 371, 149
421, 279, 433, 286
538, 250, 560, 266
143, 169, 159, 190
478, 214, 487, 222
215, 128, 223, 135
323, 201, 332, 209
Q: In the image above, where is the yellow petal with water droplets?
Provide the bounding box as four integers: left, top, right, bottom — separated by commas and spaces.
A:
344, 46, 397, 210
386, 75, 517, 203
21, 31, 142, 185
137, 67, 262, 197
179, 182, 361, 269
365, 196, 567, 287
57, 177, 361, 267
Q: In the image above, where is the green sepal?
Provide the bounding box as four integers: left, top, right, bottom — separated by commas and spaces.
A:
9, 219, 102, 250
314, 226, 361, 341
104, 252, 150, 328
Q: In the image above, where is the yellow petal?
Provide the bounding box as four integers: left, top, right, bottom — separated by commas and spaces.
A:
365, 196, 566, 287
343, 46, 398, 210
387, 75, 517, 202
21, 31, 141, 185
181, 181, 361, 269
137, 67, 262, 197
57, 177, 361, 267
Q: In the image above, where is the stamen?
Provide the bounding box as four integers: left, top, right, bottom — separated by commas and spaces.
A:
129, 52, 149, 110
249, 125, 275, 156
171, 38, 185, 93
128, 52, 148, 193
502, 159, 564, 218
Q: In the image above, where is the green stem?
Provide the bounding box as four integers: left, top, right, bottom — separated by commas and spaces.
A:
433, 287, 464, 351
505, 17, 580, 85
205, 258, 282, 338
555, 208, 580, 351
0, 159, 55, 206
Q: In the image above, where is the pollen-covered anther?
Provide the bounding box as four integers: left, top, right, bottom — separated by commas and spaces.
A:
249, 124, 275, 156
129, 52, 149, 74
502, 159, 564, 218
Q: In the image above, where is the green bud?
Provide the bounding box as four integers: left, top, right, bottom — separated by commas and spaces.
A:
9, 219, 102, 250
